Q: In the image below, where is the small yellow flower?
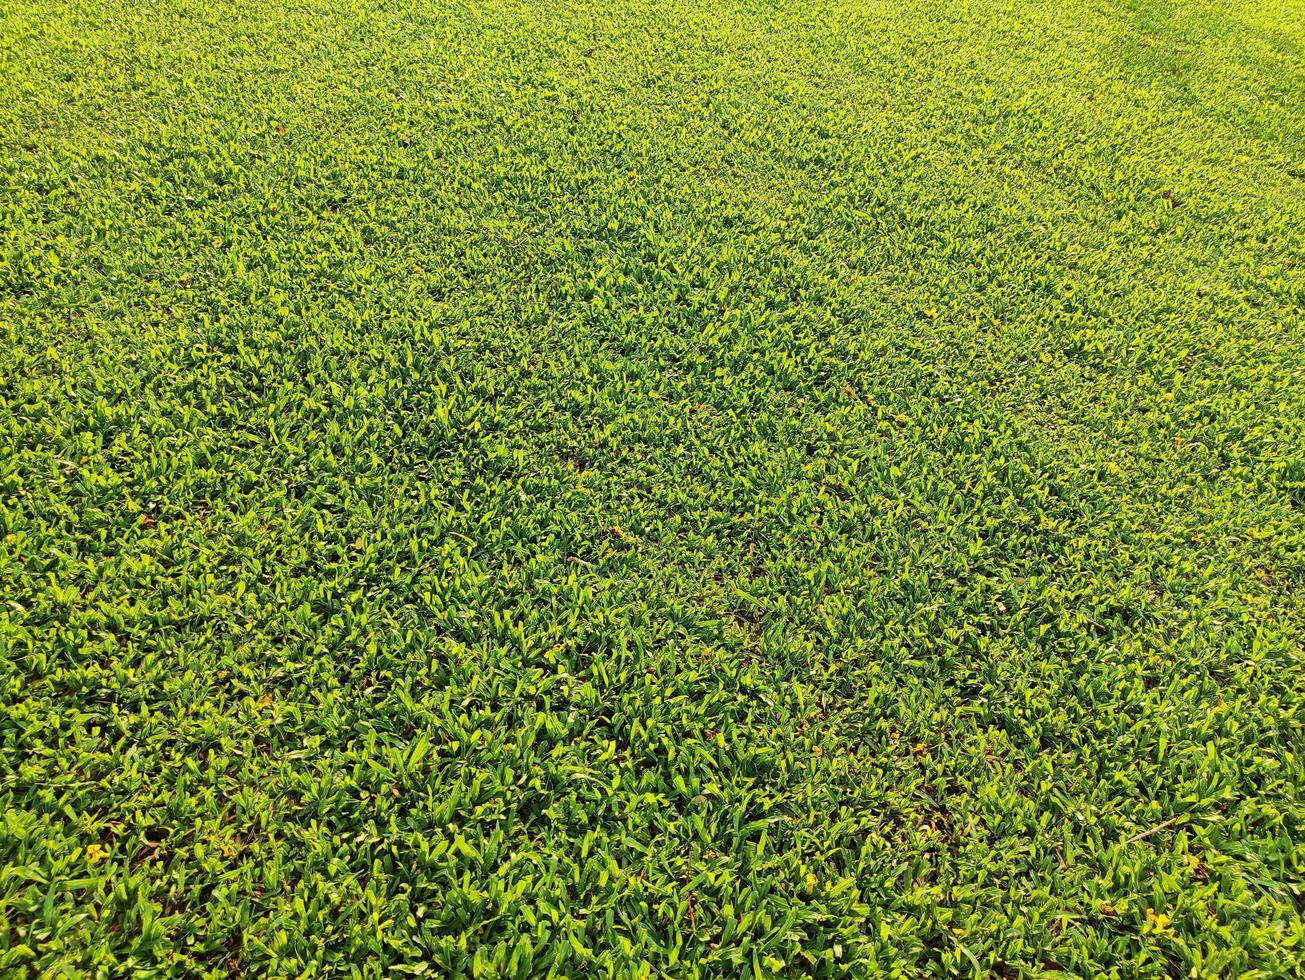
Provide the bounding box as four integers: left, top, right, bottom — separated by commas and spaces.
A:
1145, 907, 1171, 930
924, 308, 938, 319
811, 745, 823, 758
805, 872, 818, 893
85, 843, 108, 865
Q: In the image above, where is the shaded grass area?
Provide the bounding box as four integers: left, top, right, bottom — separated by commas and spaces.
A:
1, 0, 1303, 974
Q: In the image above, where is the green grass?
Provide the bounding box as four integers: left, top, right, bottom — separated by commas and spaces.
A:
2, 0, 1304, 974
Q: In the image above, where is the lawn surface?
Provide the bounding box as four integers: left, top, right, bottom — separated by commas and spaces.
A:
2, 0, 1304, 975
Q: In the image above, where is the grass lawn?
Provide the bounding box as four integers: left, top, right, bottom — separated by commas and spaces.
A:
2, 0, 1304, 974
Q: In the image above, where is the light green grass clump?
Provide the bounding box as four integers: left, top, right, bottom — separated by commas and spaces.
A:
2, 0, 1303, 974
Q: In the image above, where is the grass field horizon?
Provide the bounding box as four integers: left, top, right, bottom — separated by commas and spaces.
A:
2, 0, 1304, 974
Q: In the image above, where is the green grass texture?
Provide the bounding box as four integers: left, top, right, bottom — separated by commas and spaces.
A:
2, 0, 1303, 975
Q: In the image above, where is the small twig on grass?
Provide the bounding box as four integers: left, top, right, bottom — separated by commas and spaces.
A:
1126, 815, 1185, 844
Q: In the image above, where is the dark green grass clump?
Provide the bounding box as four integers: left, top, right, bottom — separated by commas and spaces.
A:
2, 0, 1304, 974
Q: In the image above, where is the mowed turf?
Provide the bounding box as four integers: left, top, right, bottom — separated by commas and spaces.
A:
2, 0, 1304, 974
